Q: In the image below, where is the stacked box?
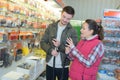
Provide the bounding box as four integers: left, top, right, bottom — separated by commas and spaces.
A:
1, 71, 29, 80
25, 56, 46, 79
17, 62, 34, 80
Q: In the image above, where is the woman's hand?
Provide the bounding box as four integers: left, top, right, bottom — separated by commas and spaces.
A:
66, 37, 75, 49
65, 47, 71, 54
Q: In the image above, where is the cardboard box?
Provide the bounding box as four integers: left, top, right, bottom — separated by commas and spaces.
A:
17, 62, 34, 80
1, 71, 29, 80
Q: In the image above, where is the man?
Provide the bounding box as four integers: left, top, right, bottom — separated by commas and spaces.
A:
40, 6, 78, 80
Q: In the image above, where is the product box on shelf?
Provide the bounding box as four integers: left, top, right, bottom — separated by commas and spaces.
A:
25, 56, 45, 75
1, 71, 29, 80
98, 72, 116, 80
25, 56, 41, 72
25, 56, 46, 79
16, 62, 34, 80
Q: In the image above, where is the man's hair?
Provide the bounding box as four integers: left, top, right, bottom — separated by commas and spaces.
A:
62, 6, 75, 16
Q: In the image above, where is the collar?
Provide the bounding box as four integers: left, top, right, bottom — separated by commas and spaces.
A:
83, 34, 98, 41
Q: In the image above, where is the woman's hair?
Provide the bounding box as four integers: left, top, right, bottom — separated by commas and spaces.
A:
62, 6, 75, 16
85, 19, 104, 40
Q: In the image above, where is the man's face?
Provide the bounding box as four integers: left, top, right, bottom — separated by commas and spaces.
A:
60, 12, 73, 26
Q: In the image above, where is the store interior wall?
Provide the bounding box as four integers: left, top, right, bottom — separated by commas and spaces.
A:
62, 0, 120, 20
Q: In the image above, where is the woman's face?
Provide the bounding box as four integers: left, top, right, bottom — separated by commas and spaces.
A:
80, 22, 93, 39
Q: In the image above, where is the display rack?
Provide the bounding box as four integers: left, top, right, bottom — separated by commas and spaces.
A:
98, 9, 120, 80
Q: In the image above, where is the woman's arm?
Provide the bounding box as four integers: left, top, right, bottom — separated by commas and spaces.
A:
71, 43, 104, 67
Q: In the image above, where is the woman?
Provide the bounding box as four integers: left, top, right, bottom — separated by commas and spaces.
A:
65, 19, 104, 80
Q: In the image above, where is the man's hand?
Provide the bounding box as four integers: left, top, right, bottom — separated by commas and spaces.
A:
51, 48, 59, 56
52, 39, 60, 47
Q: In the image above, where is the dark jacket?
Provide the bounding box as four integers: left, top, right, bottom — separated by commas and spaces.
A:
40, 20, 78, 66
